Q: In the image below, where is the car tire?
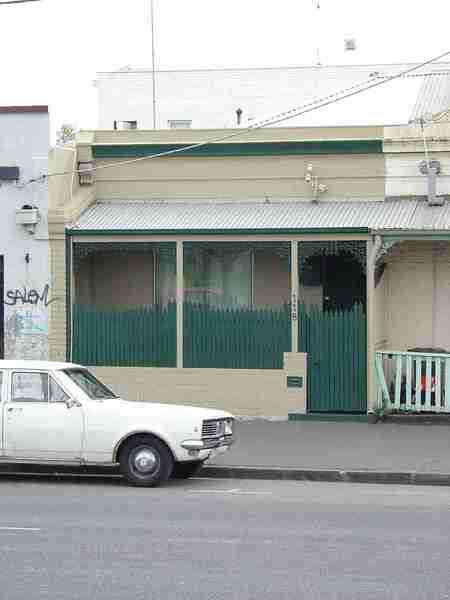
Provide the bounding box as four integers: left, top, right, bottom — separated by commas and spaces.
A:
171, 460, 204, 480
119, 435, 173, 487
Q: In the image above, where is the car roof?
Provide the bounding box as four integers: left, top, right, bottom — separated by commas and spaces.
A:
0, 360, 84, 370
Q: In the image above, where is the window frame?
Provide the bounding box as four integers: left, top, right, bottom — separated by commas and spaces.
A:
49, 375, 71, 404
10, 370, 50, 404
167, 119, 192, 129
62, 368, 117, 400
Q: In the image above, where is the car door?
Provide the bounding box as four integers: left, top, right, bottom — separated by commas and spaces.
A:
3, 370, 84, 461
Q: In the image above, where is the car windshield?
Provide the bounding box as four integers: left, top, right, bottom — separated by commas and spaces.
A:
62, 369, 118, 400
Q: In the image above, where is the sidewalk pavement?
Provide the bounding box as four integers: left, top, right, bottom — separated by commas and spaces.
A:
2, 421, 450, 487
201, 421, 450, 486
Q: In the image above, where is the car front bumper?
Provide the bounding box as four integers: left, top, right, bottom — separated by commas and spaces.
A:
180, 436, 234, 452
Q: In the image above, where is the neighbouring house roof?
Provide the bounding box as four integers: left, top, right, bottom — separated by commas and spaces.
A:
97, 63, 450, 128
0, 105, 48, 114
410, 72, 450, 121
67, 198, 450, 235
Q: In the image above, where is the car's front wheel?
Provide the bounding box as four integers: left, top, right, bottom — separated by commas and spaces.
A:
119, 435, 173, 487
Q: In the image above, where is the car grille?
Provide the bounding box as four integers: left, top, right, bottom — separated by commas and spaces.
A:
202, 420, 223, 438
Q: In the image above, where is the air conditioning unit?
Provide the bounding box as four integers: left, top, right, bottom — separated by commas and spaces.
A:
16, 206, 40, 234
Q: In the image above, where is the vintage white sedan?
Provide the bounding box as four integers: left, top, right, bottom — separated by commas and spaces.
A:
0, 361, 235, 487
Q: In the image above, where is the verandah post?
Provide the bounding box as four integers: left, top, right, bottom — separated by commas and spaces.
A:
366, 238, 375, 414
176, 240, 184, 368
291, 240, 299, 353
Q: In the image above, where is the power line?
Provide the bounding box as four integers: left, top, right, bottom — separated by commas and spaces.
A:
0, 0, 41, 4
150, 0, 157, 129
26, 49, 450, 185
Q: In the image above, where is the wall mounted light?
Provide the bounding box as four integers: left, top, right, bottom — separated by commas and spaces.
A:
78, 161, 94, 186
304, 163, 328, 202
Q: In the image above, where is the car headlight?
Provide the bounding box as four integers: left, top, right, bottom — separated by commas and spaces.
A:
224, 419, 233, 435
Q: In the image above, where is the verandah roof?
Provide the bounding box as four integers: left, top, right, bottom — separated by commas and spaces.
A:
67, 197, 450, 235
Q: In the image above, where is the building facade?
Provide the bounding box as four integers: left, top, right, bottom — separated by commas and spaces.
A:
46, 120, 450, 417
0, 106, 51, 360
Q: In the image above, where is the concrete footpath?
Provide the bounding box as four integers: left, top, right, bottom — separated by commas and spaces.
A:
201, 421, 450, 486
1, 421, 450, 487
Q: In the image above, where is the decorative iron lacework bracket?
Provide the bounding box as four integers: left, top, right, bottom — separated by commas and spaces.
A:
298, 241, 367, 276
72, 242, 176, 273
376, 239, 400, 265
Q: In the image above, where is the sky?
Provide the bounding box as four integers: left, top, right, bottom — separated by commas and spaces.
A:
1, 0, 450, 141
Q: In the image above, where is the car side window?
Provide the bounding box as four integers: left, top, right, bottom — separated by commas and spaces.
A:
12, 372, 49, 403
49, 378, 70, 403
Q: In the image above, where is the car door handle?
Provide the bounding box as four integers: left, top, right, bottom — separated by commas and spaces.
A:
7, 407, 22, 413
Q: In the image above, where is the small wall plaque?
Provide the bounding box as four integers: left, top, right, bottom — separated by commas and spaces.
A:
287, 376, 303, 389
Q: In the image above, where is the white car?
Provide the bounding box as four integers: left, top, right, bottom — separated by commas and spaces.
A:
0, 361, 235, 487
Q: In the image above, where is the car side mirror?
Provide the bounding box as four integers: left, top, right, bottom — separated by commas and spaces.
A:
65, 398, 81, 409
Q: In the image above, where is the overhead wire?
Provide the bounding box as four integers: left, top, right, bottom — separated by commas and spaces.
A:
23, 49, 450, 186
0, 0, 41, 4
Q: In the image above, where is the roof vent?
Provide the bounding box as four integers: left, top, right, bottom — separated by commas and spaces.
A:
344, 38, 356, 51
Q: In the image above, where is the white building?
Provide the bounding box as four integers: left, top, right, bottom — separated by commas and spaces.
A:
0, 106, 50, 359
96, 62, 450, 130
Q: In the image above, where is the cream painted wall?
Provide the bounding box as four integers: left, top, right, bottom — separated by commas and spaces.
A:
374, 267, 387, 350
385, 152, 450, 198
384, 241, 450, 352
92, 127, 384, 145
434, 242, 450, 351
384, 123, 450, 198
93, 154, 385, 201
92, 352, 307, 417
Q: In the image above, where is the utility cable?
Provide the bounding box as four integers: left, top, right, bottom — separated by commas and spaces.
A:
0, 0, 41, 5
23, 49, 450, 186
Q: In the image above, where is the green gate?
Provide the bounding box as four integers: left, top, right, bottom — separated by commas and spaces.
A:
299, 303, 367, 413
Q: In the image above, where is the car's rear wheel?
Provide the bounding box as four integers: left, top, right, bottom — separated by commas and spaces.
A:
119, 436, 173, 487
171, 460, 204, 479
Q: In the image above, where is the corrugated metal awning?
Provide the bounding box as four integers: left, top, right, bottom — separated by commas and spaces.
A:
67, 198, 450, 235
410, 72, 450, 122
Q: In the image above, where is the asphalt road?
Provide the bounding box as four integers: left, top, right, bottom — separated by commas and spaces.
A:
0, 475, 449, 599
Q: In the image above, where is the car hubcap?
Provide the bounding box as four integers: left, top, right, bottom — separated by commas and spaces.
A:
132, 448, 158, 474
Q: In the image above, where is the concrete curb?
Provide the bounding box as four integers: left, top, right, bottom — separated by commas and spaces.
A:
2, 463, 450, 487
199, 465, 450, 487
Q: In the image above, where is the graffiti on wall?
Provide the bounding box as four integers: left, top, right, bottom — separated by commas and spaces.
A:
3, 284, 55, 360
3, 284, 55, 307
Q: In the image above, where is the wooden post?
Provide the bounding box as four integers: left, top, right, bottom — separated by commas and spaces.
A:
176, 240, 183, 368
366, 239, 375, 413
291, 240, 299, 353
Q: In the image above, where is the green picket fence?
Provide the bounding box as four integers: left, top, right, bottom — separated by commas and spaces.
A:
299, 303, 367, 413
72, 303, 177, 367
184, 302, 291, 369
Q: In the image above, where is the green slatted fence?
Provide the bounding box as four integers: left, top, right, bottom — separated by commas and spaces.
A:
184, 303, 291, 369
73, 303, 176, 367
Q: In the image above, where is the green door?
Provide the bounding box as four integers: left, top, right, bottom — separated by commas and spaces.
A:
299, 303, 367, 413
